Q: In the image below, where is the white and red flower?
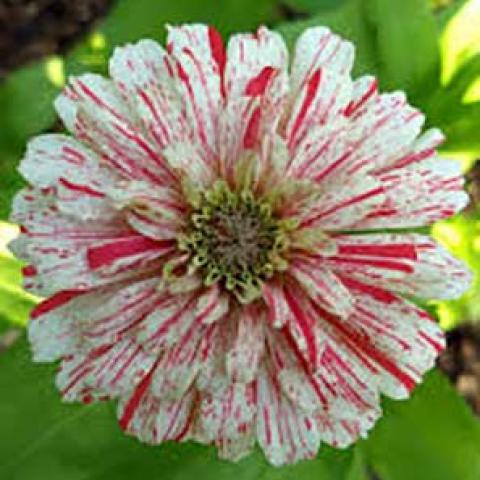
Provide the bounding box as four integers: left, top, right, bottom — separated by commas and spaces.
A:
10, 24, 471, 465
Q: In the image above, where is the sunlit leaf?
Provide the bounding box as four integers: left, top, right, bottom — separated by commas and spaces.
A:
440, 0, 480, 84
278, 0, 440, 100
277, 0, 379, 76
364, 0, 440, 96
431, 214, 480, 328
0, 222, 38, 333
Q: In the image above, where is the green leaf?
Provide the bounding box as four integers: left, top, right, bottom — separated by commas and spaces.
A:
277, 0, 440, 99
431, 214, 480, 329
0, 256, 37, 334
439, 101, 480, 152
440, 0, 480, 84
276, 0, 380, 77
345, 447, 369, 480
363, 0, 440, 98
417, 57, 480, 155
100, 0, 279, 46
364, 369, 480, 480
0, 62, 58, 148
0, 61, 59, 219
434, 0, 469, 30
282, 0, 349, 14
0, 336, 358, 480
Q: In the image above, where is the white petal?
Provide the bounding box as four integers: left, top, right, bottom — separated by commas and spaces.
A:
256, 366, 321, 466
290, 27, 354, 95
109, 39, 191, 150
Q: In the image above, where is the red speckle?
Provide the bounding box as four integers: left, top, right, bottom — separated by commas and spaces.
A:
82, 394, 94, 404
22, 265, 37, 277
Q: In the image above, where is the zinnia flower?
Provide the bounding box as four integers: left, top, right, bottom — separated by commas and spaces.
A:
10, 24, 471, 466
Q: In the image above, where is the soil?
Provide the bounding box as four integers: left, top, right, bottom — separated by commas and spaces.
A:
0, 0, 114, 79
438, 324, 480, 415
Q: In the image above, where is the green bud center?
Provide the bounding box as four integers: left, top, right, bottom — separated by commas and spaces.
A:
179, 181, 290, 303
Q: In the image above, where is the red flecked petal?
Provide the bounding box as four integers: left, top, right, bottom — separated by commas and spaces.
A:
324, 234, 472, 299
55, 74, 174, 185
197, 382, 256, 461
109, 39, 191, 150
57, 338, 157, 401
118, 377, 196, 443
167, 24, 225, 163
219, 27, 289, 181
256, 366, 320, 466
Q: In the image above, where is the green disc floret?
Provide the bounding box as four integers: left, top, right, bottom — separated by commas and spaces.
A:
178, 181, 291, 304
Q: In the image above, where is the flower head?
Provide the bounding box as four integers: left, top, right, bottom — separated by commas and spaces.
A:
10, 24, 471, 465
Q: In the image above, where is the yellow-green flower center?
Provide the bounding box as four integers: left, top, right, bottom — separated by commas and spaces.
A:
179, 181, 291, 303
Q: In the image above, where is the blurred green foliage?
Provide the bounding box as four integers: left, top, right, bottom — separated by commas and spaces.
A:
0, 337, 363, 480
1, 0, 480, 478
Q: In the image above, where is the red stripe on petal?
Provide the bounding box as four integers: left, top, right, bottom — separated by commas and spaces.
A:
384, 147, 435, 171
173, 392, 197, 441
338, 276, 397, 304
283, 287, 317, 369
243, 105, 262, 149
87, 236, 173, 269
289, 69, 322, 146
344, 79, 377, 117
337, 243, 417, 259
119, 361, 158, 431
61, 146, 86, 165
312, 303, 417, 392
328, 255, 414, 273
208, 26, 226, 98
31, 290, 87, 319
75, 79, 124, 122
59, 178, 105, 198
302, 186, 385, 228
419, 331, 445, 354
280, 327, 329, 407
245, 66, 276, 96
